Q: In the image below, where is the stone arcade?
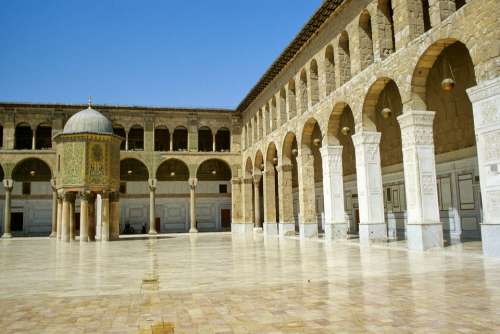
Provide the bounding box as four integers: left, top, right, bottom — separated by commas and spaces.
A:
1, 0, 500, 257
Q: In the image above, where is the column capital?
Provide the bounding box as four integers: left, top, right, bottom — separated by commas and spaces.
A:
397, 110, 435, 129
188, 177, 198, 189
397, 111, 435, 148
2, 179, 13, 190
351, 131, 381, 146
319, 145, 343, 156
231, 177, 242, 185
148, 178, 157, 191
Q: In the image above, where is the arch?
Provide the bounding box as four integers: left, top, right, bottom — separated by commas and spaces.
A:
154, 126, 170, 152
254, 150, 264, 174
325, 102, 352, 146
324, 45, 336, 95
12, 158, 52, 182
278, 88, 287, 126
173, 126, 188, 151
198, 126, 213, 152
215, 127, 231, 152
282, 131, 298, 165
156, 158, 189, 181
196, 158, 232, 181
266, 141, 278, 167
120, 158, 149, 181
362, 76, 399, 130
421, 0, 431, 32
128, 125, 144, 151
377, 0, 396, 58
359, 10, 374, 70
113, 125, 126, 150
270, 97, 278, 131
35, 123, 52, 150
287, 79, 297, 119
309, 59, 320, 105
14, 123, 33, 150
338, 31, 351, 86
300, 117, 323, 150
245, 157, 253, 177
299, 69, 308, 114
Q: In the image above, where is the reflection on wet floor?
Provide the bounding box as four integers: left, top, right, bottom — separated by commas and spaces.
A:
0, 233, 499, 333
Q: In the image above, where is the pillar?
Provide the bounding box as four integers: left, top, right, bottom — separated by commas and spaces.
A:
61, 192, 74, 242
110, 192, 120, 240
69, 194, 76, 241
32, 127, 36, 150
1, 179, 13, 238
56, 192, 63, 240
253, 174, 262, 230
169, 132, 174, 151
398, 111, 443, 251
80, 192, 90, 243
233, 176, 254, 234
263, 166, 278, 235
297, 150, 318, 238
467, 78, 500, 256
277, 164, 295, 236
101, 191, 110, 241
212, 133, 216, 152
231, 177, 242, 226
189, 178, 198, 233
320, 145, 348, 240
125, 132, 129, 151
352, 131, 387, 242
148, 178, 157, 234
50, 180, 57, 238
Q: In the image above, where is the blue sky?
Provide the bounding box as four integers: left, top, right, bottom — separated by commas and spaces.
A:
0, 0, 322, 109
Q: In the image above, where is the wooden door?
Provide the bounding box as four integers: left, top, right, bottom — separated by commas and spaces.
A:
221, 209, 231, 231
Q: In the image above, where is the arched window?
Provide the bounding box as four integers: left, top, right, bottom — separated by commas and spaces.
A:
154, 126, 170, 151
128, 125, 144, 151
35, 123, 52, 150
309, 59, 319, 105
299, 69, 308, 114
113, 125, 126, 150
359, 10, 374, 70
173, 126, 188, 151
215, 128, 231, 152
15, 123, 33, 150
198, 126, 213, 152
324, 45, 336, 95
378, 0, 396, 58
421, 0, 431, 32
338, 31, 351, 85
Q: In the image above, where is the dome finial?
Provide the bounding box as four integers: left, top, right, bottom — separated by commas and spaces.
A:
87, 96, 92, 109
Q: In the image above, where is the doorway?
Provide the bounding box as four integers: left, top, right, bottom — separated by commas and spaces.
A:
221, 209, 231, 231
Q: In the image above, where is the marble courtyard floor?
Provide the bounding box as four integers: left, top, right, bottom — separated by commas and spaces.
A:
0, 233, 499, 333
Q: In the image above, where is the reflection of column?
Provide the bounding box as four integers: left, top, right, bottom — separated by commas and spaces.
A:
189, 178, 198, 233
80, 192, 90, 243
110, 192, 120, 240
231, 177, 242, 226
69, 193, 76, 241
148, 178, 157, 234
253, 173, 262, 230
61, 192, 74, 242
56, 192, 63, 240
320, 145, 348, 240
50, 180, 57, 238
398, 111, 443, 251
1, 179, 14, 238
297, 150, 318, 238
101, 191, 110, 241
263, 166, 277, 235
467, 78, 500, 256
277, 164, 294, 236
352, 131, 387, 243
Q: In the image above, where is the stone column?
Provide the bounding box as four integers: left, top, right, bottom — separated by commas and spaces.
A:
50, 180, 57, 237
79, 192, 90, 243
212, 133, 216, 152
109, 192, 120, 240
125, 132, 129, 151
169, 132, 174, 151
277, 164, 295, 236
398, 111, 443, 251
263, 166, 278, 235
56, 192, 63, 240
148, 178, 157, 234
101, 191, 110, 241
253, 173, 262, 230
69, 193, 76, 241
467, 78, 500, 256
352, 131, 387, 242
297, 151, 318, 238
32, 127, 36, 150
189, 178, 198, 233
320, 145, 348, 240
1, 179, 14, 238
61, 192, 74, 242
231, 177, 242, 226
234, 176, 254, 234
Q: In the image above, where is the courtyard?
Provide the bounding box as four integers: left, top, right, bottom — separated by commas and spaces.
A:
0, 234, 499, 333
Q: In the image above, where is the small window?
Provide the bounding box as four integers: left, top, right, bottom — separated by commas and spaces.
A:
219, 184, 227, 194
119, 182, 127, 194
22, 182, 31, 195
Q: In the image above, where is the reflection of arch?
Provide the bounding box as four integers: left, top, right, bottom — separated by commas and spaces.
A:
254, 150, 264, 174
12, 158, 52, 181
173, 126, 188, 151
359, 9, 374, 70
155, 126, 170, 152
196, 159, 232, 181
215, 127, 230, 152
120, 158, 149, 181
128, 125, 144, 151
156, 158, 189, 181
15, 123, 33, 150
35, 123, 52, 150
198, 126, 213, 152
113, 125, 126, 150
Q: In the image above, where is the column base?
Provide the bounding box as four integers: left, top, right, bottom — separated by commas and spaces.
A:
253, 227, 263, 232
148, 230, 158, 235
279, 222, 296, 236
231, 223, 253, 235
109, 235, 119, 241
325, 223, 348, 240
359, 223, 387, 243
49, 232, 57, 238
481, 224, 500, 257
1, 233, 12, 239
189, 228, 198, 233
299, 223, 318, 238
263, 222, 278, 236
407, 223, 443, 251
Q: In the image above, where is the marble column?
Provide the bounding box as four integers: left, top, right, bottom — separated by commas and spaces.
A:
297, 150, 318, 238
1, 179, 14, 238
49, 179, 57, 238
101, 191, 110, 241
231, 177, 242, 226
398, 111, 443, 251
320, 145, 348, 240
263, 166, 278, 235
69, 194, 76, 241
234, 176, 254, 234
352, 131, 387, 242
79, 192, 90, 243
148, 178, 158, 234
467, 77, 500, 256
61, 192, 74, 242
189, 178, 198, 233
277, 164, 295, 236
109, 192, 120, 240
56, 192, 63, 240
253, 173, 262, 230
